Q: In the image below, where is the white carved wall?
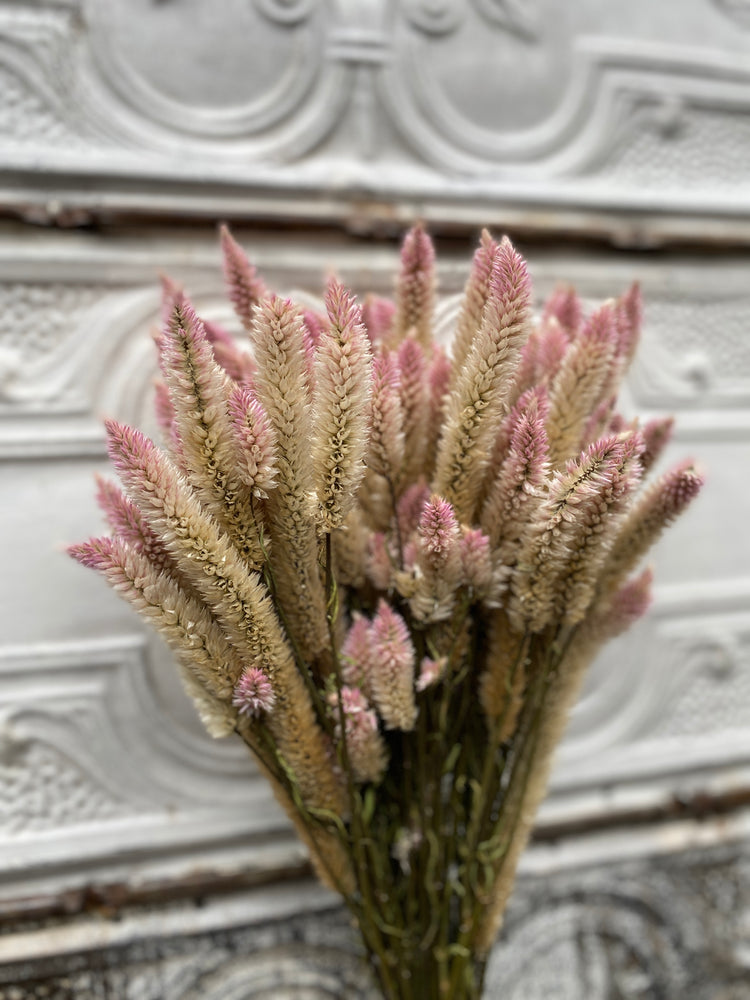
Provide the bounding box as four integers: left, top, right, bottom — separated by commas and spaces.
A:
1, 2, 749, 998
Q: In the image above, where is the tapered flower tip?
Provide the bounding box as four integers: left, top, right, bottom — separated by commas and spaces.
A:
400, 222, 435, 274
397, 480, 430, 537
416, 656, 447, 693
232, 667, 275, 718
542, 285, 582, 338
641, 416, 674, 473
490, 236, 531, 307
418, 495, 459, 557
219, 224, 268, 328
159, 274, 182, 326
460, 528, 493, 591
67, 536, 114, 571
615, 282, 643, 360
583, 301, 618, 347
661, 461, 704, 514
104, 420, 162, 482
610, 566, 653, 628
362, 294, 396, 342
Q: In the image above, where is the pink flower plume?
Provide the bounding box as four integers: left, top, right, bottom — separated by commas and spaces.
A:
232, 667, 275, 717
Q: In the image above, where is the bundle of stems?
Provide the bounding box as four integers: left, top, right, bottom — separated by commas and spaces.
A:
70, 225, 702, 999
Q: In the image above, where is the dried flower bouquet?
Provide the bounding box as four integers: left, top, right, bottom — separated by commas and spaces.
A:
70, 225, 702, 999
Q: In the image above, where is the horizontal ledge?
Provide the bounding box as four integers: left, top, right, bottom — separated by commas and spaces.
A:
5, 178, 750, 250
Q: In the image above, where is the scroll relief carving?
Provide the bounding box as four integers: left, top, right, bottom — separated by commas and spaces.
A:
1, 1, 750, 197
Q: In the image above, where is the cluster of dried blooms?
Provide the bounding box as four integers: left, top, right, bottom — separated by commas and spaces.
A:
70, 225, 702, 999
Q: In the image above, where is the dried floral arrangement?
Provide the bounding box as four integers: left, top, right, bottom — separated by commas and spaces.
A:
70, 225, 702, 1000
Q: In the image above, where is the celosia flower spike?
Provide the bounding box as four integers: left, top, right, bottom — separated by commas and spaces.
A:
393, 222, 436, 347
411, 495, 462, 622
423, 345, 452, 479
601, 460, 703, 596
69, 535, 246, 704
480, 386, 550, 557
161, 295, 265, 568
368, 600, 417, 731
459, 528, 493, 596
250, 295, 327, 655
95, 474, 174, 577
233, 667, 276, 718
105, 418, 347, 813
541, 285, 582, 339
328, 686, 388, 785
367, 351, 405, 487
509, 433, 642, 631
228, 386, 278, 498
545, 302, 618, 468
362, 294, 396, 342
312, 278, 373, 531
640, 416, 674, 474
397, 338, 430, 485
416, 656, 447, 692
615, 282, 642, 368
220, 225, 268, 331
418, 494, 460, 565
341, 613, 375, 692
449, 229, 501, 385
434, 237, 531, 521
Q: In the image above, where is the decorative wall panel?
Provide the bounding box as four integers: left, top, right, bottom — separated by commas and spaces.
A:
3, 3, 750, 238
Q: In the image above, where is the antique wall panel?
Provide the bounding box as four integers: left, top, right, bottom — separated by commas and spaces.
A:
2, 2, 750, 239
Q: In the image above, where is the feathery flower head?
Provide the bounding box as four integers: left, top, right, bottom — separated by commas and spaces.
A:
220, 225, 268, 331
362, 294, 396, 343
418, 495, 460, 563
228, 386, 278, 498
542, 285, 582, 338
369, 600, 417, 731
460, 528, 493, 593
341, 613, 375, 690
232, 667, 276, 718
393, 222, 436, 346
368, 351, 404, 483
416, 655, 448, 693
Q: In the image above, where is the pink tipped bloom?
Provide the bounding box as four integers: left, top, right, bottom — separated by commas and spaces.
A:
658, 460, 704, 515
367, 532, 393, 591
232, 667, 275, 718
418, 495, 460, 565
416, 656, 447, 693
640, 416, 674, 474
369, 600, 417, 731
228, 385, 278, 497
394, 223, 436, 346
159, 274, 182, 329
605, 567, 653, 637
397, 339, 429, 461
68, 536, 117, 572
368, 352, 404, 483
481, 386, 550, 555
615, 282, 642, 366
312, 278, 373, 530
460, 528, 493, 594
451, 229, 502, 379
328, 685, 388, 784
362, 294, 396, 342
397, 480, 430, 538
220, 225, 268, 331
95, 475, 173, 574
152, 379, 179, 447
341, 613, 375, 690
542, 285, 582, 339
203, 318, 257, 385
